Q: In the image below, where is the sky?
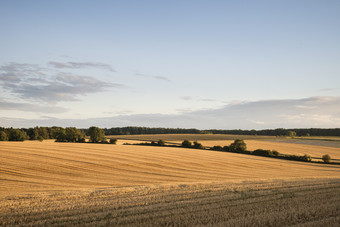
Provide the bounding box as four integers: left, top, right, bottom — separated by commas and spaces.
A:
1, 0, 340, 129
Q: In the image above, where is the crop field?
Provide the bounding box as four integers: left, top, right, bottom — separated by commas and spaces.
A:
1, 178, 339, 226
188, 140, 340, 161
1, 139, 340, 226
111, 134, 340, 161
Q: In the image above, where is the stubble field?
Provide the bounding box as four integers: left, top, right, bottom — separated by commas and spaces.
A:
1, 135, 340, 226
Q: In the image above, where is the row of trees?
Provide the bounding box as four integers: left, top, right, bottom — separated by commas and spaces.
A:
1, 126, 339, 139
55, 126, 117, 144
0, 128, 28, 141
0, 126, 116, 144
102, 127, 340, 137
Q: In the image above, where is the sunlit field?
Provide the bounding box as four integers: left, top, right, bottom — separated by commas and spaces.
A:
1, 138, 339, 226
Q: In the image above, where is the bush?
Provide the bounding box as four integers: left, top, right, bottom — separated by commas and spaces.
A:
229, 139, 247, 153
223, 146, 230, 152
110, 138, 117, 144
211, 145, 223, 151
193, 141, 204, 149
157, 139, 165, 146
37, 136, 44, 142
282, 154, 312, 162
182, 140, 192, 148
302, 154, 312, 162
322, 154, 331, 164
253, 149, 273, 157
272, 150, 280, 156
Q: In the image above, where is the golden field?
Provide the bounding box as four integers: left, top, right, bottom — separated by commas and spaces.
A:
189, 140, 340, 161
1, 137, 340, 226
1, 140, 340, 195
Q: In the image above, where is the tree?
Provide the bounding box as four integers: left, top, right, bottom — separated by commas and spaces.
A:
55, 127, 85, 142
229, 139, 247, 153
0, 131, 8, 141
157, 139, 165, 146
88, 126, 106, 143
182, 140, 192, 148
109, 138, 117, 144
8, 129, 27, 141
302, 154, 312, 162
322, 154, 331, 164
253, 149, 273, 157
287, 131, 296, 137
65, 127, 81, 142
55, 128, 67, 142
193, 141, 204, 149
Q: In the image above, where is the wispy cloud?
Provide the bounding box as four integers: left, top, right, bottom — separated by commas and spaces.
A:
49, 61, 115, 72
181, 96, 194, 101
0, 62, 123, 103
135, 73, 171, 82
0, 101, 68, 113
181, 96, 218, 102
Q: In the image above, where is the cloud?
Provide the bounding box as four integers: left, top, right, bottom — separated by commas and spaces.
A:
49, 61, 115, 72
2, 96, 340, 129
0, 62, 123, 103
181, 96, 194, 100
181, 96, 218, 102
318, 88, 334, 92
135, 73, 171, 82
0, 101, 68, 113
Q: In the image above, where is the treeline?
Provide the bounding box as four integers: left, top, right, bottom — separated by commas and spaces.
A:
205, 128, 340, 137
101, 127, 201, 135
101, 127, 340, 137
0, 126, 86, 142
1, 126, 340, 141
0, 126, 115, 144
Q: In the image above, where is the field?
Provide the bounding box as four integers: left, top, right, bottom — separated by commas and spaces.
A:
1, 135, 340, 226
113, 134, 340, 161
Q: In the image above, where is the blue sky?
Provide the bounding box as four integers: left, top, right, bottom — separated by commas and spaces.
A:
1, 0, 340, 129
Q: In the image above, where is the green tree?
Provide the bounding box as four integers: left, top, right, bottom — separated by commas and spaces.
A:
55, 128, 67, 142
182, 140, 192, 148
65, 127, 80, 142
8, 129, 27, 141
193, 141, 204, 149
109, 138, 117, 144
229, 139, 247, 153
88, 126, 106, 143
287, 131, 296, 137
157, 139, 165, 146
0, 131, 9, 141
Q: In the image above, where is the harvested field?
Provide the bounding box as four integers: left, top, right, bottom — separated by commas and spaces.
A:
1, 140, 340, 226
190, 140, 340, 161
1, 179, 339, 226
1, 140, 339, 195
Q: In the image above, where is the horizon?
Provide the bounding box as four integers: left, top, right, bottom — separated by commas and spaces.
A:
1, 1, 340, 129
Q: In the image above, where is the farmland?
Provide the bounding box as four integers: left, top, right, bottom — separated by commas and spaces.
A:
1, 135, 340, 226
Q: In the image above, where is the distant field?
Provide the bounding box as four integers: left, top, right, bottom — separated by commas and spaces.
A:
186, 140, 340, 161
111, 134, 340, 161
1, 139, 340, 226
